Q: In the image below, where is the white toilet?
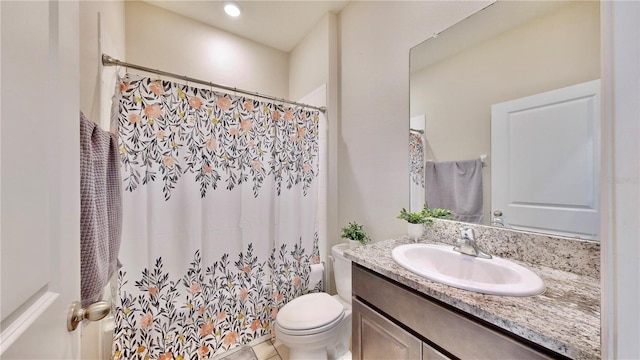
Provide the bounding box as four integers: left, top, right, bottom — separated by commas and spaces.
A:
275, 243, 352, 360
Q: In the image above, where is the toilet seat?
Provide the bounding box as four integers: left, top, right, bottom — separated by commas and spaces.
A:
276, 293, 345, 336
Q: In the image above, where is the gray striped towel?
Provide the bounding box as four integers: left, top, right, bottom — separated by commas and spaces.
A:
80, 112, 122, 307
426, 159, 483, 223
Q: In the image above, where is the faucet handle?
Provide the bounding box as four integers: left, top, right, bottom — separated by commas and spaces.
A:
454, 227, 492, 259
460, 227, 475, 241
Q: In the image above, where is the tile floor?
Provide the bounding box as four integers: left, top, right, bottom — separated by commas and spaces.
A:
252, 339, 290, 360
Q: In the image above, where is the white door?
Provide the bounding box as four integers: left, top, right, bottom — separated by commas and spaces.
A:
0, 1, 81, 358
491, 80, 600, 239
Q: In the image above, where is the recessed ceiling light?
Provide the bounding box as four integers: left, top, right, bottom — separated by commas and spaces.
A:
224, 3, 241, 17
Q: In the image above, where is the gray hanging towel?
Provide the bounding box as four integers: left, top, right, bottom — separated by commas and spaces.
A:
425, 159, 483, 223
80, 112, 122, 307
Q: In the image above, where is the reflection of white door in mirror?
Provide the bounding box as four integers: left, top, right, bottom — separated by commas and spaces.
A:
491, 79, 600, 240
410, 115, 426, 212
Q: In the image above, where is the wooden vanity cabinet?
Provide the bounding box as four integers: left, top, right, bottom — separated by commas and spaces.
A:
353, 297, 449, 359
352, 264, 565, 360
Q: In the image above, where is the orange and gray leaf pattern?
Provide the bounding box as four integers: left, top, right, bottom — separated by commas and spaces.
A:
116, 74, 320, 200
112, 235, 321, 360
113, 74, 322, 359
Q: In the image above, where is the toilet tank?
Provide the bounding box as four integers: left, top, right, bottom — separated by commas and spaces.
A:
331, 243, 352, 304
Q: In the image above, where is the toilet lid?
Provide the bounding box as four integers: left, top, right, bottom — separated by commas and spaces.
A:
276, 293, 345, 331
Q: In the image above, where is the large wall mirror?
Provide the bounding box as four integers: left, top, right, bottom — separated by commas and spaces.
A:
410, 1, 600, 240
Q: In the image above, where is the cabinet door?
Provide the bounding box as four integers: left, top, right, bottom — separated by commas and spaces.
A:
353, 299, 422, 360
423, 343, 450, 360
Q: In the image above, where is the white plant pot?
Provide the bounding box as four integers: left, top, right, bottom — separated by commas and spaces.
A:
407, 223, 424, 241
348, 239, 361, 249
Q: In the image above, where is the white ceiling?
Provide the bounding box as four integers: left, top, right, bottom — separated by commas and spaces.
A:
142, 0, 349, 53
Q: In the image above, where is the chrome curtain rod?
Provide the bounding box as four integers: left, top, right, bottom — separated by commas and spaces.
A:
101, 54, 326, 113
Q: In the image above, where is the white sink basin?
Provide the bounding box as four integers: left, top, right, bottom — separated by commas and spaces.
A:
391, 243, 545, 296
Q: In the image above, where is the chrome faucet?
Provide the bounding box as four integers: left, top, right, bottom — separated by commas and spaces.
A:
453, 227, 492, 259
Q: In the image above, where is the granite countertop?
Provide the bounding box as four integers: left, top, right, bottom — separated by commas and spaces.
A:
344, 238, 601, 360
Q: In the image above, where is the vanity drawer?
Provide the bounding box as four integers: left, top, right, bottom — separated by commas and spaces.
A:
352, 264, 560, 359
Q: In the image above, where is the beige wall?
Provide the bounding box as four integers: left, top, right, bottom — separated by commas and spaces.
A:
410, 1, 600, 224
125, 1, 289, 98
79, 1, 126, 126
288, 12, 340, 293
289, 13, 330, 101
338, 1, 491, 241
79, 3, 127, 358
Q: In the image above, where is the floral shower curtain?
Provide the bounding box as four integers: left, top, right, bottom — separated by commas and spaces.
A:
111, 74, 322, 359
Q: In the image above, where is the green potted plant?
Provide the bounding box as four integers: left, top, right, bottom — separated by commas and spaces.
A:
340, 221, 371, 249
397, 205, 451, 241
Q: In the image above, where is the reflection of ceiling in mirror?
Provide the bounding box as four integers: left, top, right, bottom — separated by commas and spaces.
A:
410, 1, 568, 73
